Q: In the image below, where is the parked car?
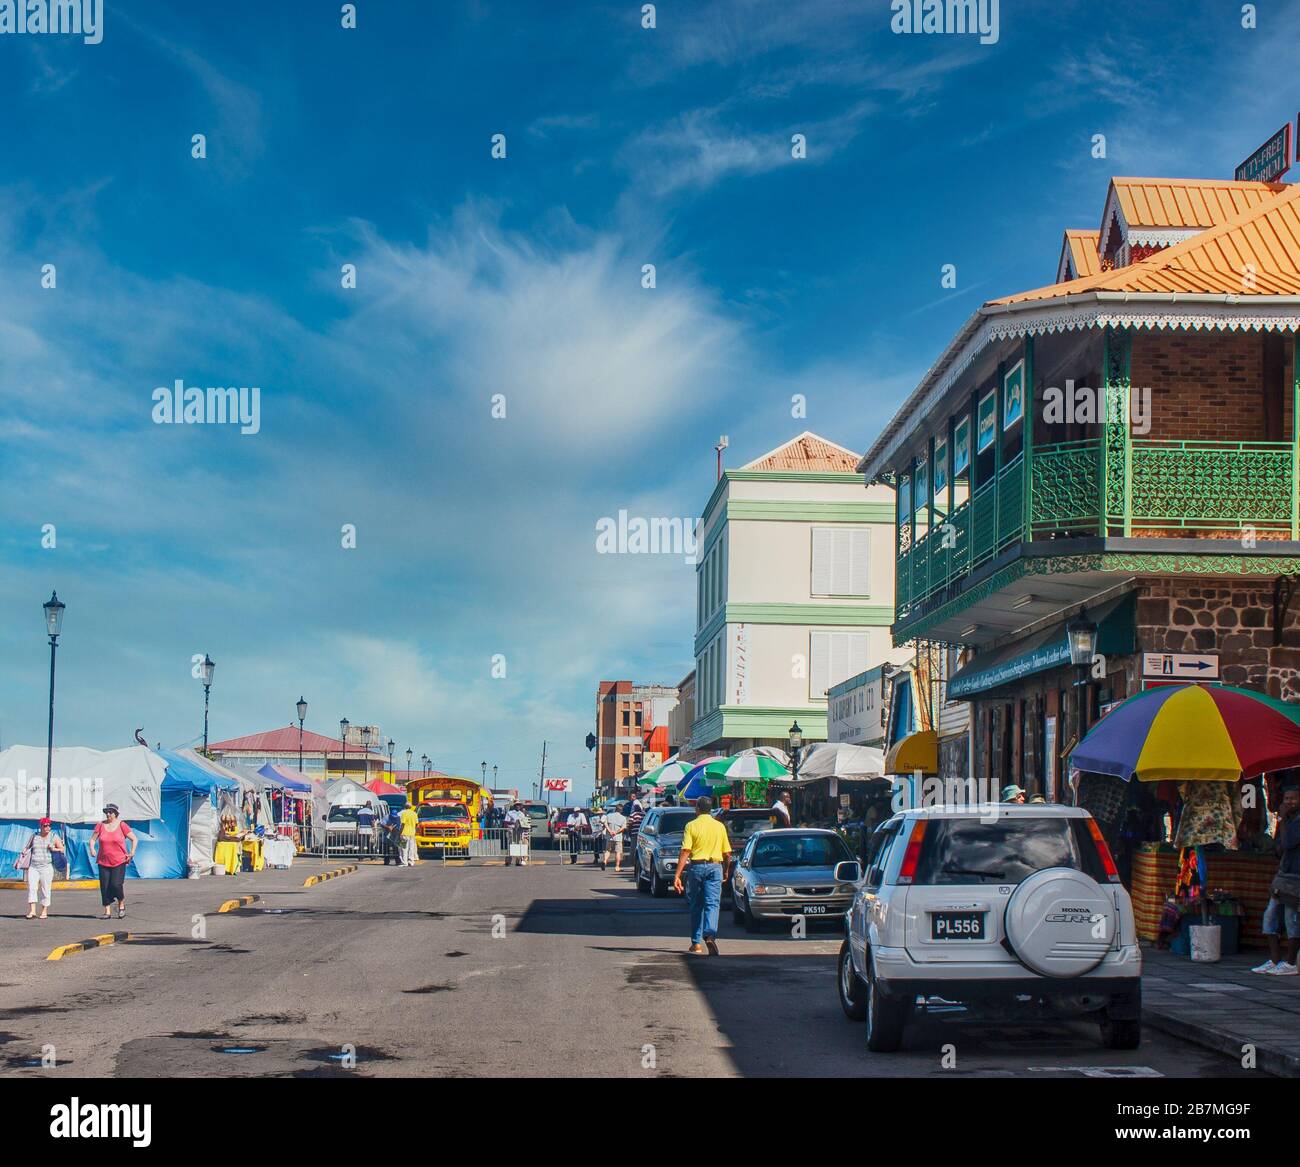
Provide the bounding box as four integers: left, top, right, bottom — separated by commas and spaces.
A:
634, 808, 698, 897
836, 803, 1142, 1053
713, 809, 773, 901
730, 829, 857, 931
522, 801, 550, 838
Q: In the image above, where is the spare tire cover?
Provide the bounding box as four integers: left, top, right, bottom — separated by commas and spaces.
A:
1004, 867, 1114, 978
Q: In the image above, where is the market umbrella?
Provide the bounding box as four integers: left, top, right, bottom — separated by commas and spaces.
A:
675, 760, 730, 796
703, 754, 792, 782
791, 742, 885, 781
364, 778, 403, 796
637, 758, 694, 787
1071, 683, 1300, 782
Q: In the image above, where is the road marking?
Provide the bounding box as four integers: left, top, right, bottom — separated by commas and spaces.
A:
302, 864, 359, 888
217, 894, 261, 913
46, 930, 132, 961
0, 878, 98, 891
1187, 982, 1250, 992
1029, 1066, 1163, 1077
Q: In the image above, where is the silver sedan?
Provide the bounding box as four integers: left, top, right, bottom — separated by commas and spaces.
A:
730, 828, 858, 932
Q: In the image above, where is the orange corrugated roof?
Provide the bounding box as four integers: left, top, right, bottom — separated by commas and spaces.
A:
993, 181, 1300, 305
1061, 229, 1101, 279
742, 431, 861, 472
1111, 177, 1281, 229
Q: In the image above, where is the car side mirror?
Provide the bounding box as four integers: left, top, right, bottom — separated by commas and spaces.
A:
833, 861, 861, 883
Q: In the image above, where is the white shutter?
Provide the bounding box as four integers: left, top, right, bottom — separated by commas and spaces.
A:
831, 529, 852, 594
849, 529, 871, 596
811, 529, 834, 596
810, 631, 831, 699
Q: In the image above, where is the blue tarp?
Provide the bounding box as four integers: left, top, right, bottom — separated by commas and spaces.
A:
0, 789, 191, 880
258, 763, 312, 792
158, 749, 241, 797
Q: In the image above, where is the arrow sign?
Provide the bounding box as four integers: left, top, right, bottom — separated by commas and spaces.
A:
1142, 652, 1219, 680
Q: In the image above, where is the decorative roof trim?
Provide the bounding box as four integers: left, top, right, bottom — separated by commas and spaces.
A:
1126, 226, 1201, 248
858, 294, 1300, 479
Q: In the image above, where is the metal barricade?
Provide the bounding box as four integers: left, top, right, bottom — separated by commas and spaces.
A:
555, 832, 595, 861
316, 825, 383, 860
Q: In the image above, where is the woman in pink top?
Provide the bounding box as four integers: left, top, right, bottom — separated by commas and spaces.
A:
89, 804, 136, 919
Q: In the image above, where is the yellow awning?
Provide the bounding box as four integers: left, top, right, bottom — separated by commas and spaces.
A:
885, 730, 938, 775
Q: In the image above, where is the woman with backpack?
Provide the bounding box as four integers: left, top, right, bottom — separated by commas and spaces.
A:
16, 817, 66, 920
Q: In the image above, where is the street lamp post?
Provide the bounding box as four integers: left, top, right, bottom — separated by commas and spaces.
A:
200, 654, 215, 755
360, 725, 372, 781
405, 748, 413, 780
340, 718, 349, 780
421, 754, 429, 779
492, 764, 498, 788
42, 592, 65, 819
788, 721, 804, 824
387, 739, 395, 780
296, 696, 308, 772
481, 761, 487, 785
1065, 610, 1099, 803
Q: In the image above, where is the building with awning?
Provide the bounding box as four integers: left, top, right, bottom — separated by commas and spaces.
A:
885, 729, 937, 775
856, 169, 1300, 800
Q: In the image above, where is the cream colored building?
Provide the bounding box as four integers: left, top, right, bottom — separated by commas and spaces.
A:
691, 433, 911, 752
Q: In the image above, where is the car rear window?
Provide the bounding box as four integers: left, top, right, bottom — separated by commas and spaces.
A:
911, 816, 1107, 886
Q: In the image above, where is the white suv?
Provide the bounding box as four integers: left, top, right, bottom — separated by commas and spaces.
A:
835, 803, 1142, 1052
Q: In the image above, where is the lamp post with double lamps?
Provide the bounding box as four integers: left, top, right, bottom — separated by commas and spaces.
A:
200, 654, 215, 755
42, 592, 66, 818
296, 696, 308, 772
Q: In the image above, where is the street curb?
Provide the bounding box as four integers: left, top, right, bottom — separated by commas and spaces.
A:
302, 864, 358, 888
216, 894, 261, 914
46, 931, 131, 962
1143, 1004, 1297, 1077
0, 879, 98, 891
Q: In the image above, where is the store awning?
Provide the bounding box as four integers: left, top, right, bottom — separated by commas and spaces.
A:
947, 593, 1134, 700
885, 730, 938, 775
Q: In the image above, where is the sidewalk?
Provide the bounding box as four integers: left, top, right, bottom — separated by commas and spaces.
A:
0, 859, 369, 964
1142, 944, 1300, 1076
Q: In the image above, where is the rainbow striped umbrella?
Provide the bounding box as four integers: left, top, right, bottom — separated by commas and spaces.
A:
1071, 684, 1300, 782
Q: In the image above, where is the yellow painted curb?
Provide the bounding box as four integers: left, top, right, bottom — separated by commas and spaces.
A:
302, 864, 358, 888
0, 878, 98, 891
46, 931, 131, 962
217, 894, 261, 914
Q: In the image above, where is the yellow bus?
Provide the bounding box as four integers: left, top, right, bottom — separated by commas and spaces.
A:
405, 775, 485, 854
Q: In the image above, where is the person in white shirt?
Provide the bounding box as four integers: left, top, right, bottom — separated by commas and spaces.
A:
504, 803, 531, 867
564, 808, 589, 864
771, 790, 793, 829
602, 808, 628, 872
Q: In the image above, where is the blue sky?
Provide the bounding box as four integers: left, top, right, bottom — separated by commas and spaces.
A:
3, 0, 1300, 796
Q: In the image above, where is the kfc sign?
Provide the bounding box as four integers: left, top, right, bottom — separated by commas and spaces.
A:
544, 777, 572, 793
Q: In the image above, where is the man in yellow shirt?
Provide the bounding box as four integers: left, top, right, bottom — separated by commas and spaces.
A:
672, 796, 732, 955
399, 804, 419, 866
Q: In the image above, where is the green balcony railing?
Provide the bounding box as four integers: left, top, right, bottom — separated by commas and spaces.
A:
895, 438, 1298, 623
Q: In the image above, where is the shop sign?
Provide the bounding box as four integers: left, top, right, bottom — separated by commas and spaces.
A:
1234, 123, 1292, 183
543, 777, 572, 792
976, 389, 996, 453
1002, 359, 1024, 431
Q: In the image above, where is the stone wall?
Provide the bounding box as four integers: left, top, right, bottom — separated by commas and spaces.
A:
1132, 576, 1300, 701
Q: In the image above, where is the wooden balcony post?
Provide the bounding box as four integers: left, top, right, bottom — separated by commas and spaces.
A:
1022, 336, 1035, 542
1101, 326, 1133, 536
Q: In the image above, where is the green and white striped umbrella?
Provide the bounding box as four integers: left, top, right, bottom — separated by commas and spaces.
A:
704, 754, 792, 782
637, 757, 694, 787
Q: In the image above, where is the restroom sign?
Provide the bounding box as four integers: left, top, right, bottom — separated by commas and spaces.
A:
1142, 652, 1219, 679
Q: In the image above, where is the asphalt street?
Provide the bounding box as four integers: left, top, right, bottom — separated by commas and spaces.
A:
0, 854, 1257, 1078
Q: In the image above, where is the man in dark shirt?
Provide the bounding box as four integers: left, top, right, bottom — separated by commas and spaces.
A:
1255, 785, 1300, 975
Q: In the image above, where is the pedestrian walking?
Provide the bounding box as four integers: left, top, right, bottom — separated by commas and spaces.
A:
564, 807, 588, 864
398, 803, 419, 866
16, 818, 65, 920
590, 808, 607, 867
1254, 784, 1300, 976
89, 804, 136, 920
602, 805, 627, 872
770, 790, 793, 829
672, 796, 732, 956
625, 798, 646, 856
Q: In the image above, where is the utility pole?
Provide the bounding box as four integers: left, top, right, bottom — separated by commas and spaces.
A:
539, 740, 548, 806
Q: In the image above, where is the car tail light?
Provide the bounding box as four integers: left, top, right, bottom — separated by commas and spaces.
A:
897, 820, 927, 884
1085, 817, 1121, 883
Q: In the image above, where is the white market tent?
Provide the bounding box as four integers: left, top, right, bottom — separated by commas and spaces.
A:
0, 744, 165, 823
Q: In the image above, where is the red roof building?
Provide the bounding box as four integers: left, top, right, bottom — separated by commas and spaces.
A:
208, 726, 392, 782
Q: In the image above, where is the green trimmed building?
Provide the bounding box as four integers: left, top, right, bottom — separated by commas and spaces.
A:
859, 175, 1300, 798
690, 433, 911, 753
